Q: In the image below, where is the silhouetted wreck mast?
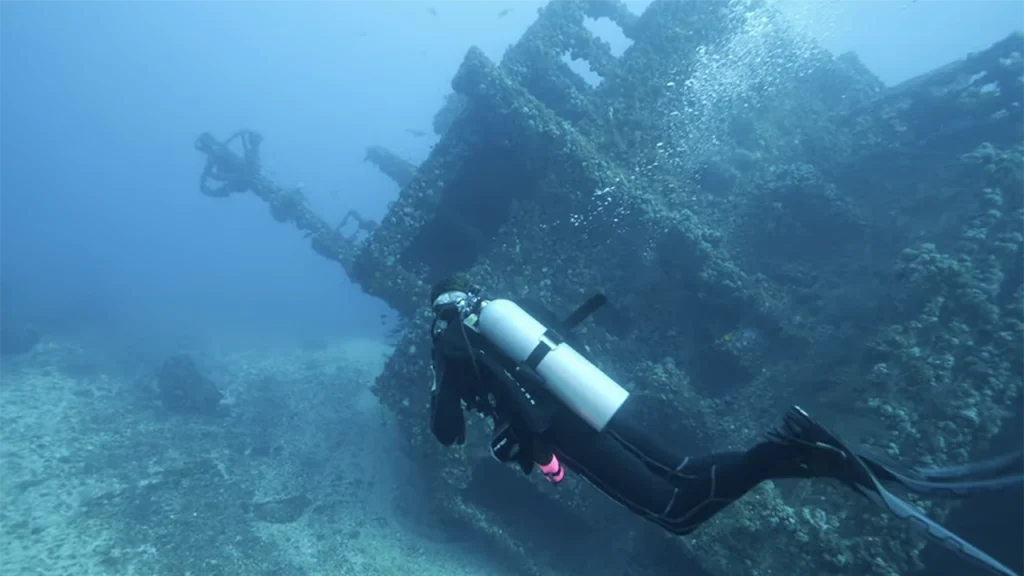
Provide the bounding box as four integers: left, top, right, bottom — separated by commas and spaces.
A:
194, 129, 359, 272
194, 1, 1023, 574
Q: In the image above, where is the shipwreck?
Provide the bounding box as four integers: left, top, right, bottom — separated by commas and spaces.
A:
194, 2, 1024, 575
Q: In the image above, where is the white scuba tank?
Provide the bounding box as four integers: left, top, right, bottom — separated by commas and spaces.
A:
475, 298, 629, 431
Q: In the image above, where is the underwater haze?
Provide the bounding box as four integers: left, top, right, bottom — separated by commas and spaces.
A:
1, 2, 1022, 576
2, 0, 1021, 352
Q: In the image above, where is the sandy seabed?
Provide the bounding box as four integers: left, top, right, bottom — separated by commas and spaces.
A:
0, 336, 526, 576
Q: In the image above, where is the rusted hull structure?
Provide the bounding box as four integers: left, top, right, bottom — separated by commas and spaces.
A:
196, 2, 1023, 575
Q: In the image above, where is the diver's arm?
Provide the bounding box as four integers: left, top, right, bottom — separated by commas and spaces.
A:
429, 316, 472, 447
429, 346, 466, 446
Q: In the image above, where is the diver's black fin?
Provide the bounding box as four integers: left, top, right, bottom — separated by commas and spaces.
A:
917, 450, 1023, 482
858, 447, 1024, 497
859, 446, 1023, 482
872, 481, 1022, 576
770, 407, 1021, 576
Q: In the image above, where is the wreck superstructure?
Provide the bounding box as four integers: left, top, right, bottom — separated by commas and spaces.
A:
195, 2, 1023, 575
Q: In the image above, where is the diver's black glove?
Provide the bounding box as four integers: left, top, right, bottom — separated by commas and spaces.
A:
491, 423, 534, 475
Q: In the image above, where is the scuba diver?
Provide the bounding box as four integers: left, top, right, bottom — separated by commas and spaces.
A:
428, 276, 1024, 576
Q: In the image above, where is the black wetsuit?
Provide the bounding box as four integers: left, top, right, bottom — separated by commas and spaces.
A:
428, 298, 1024, 576
428, 303, 815, 535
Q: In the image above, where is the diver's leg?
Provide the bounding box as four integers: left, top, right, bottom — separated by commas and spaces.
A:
628, 447, 797, 534
604, 395, 818, 486
590, 396, 819, 534
546, 416, 692, 532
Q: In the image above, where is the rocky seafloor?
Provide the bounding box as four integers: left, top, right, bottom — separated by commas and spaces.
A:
0, 335, 536, 576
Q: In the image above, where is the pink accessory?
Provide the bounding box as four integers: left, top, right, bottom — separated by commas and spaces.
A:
539, 454, 565, 484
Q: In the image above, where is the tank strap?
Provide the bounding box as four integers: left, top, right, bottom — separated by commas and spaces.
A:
525, 332, 559, 370
521, 293, 608, 371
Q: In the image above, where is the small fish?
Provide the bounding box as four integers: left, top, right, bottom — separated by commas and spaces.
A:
427, 6, 437, 16
498, 8, 512, 18
406, 128, 428, 137
719, 327, 759, 348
